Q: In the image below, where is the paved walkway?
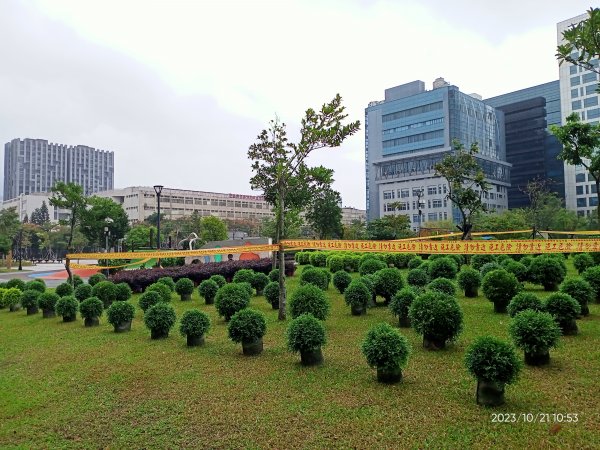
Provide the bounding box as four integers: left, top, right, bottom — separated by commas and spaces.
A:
0, 261, 98, 288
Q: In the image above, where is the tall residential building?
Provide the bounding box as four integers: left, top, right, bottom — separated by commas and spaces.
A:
3, 138, 114, 201
365, 79, 510, 229
558, 13, 600, 217
485, 81, 564, 208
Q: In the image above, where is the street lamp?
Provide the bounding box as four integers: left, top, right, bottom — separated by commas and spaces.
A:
18, 227, 23, 271
104, 218, 113, 277
153, 185, 164, 250
416, 188, 424, 237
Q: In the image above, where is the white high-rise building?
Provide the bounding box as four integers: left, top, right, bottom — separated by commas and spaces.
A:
3, 138, 114, 201
558, 13, 600, 217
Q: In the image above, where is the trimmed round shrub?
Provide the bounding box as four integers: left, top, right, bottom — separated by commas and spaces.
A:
198, 279, 219, 304
251, 272, 270, 295
227, 308, 267, 343
479, 262, 502, 278
144, 303, 177, 336
289, 284, 330, 320
21, 289, 40, 310
297, 251, 311, 265
407, 256, 424, 270
343, 280, 370, 312
519, 255, 534, 267
509, 310, 561, 362
215, 283, 251, 321
3, 288, 22, 309
106, 302, 135, 327
428, 278, 456, 296
573, 253, 595, 274
88, 273, 107, 287
179, 309, 211, 337
428, 257, 458, 280
590, 251, 600, 265
362, 323, 411, 371
560, 277, 593, 316
237, 282, 254, 297
357, 275, 375, 297
528, 256, 566, 291
264, 281, 280, 308
92, 281, 118, 308
209, 274, 227, 288
115, 283, 132, 302
233, 269, 255, 284
507, 292, 544, 317
6, 279, 26, 291
407, 268, 429, 288
465, 336, 521, 384
544, 292, 581, 333
79, 297, 104, 320
373, 268, 404, 303
55, 295, 78, 319
457, 268, 482, 297
287, 313, 326, 353
308, 252, 328, 267
482, 269, 521, 313
37, 292, 59, 311
175, 278, 195, 299
581, 266, 600, 301
449, 254, 464, 268
139, 291, 162, 312
72, 275, 84, 288
389, 287, 417, 326
301, 264, 315, 273
501, 260, 528, 283
471, 254, 496, 271
145, 282, 172, 303
409, 291, 463, 349
74, 284, 93, 302
55, 282, 74, 298
359, 258, 387, 276
332, 270, 352, 294
24, 280, 46, 293
157, 277, 176, 292
268, 269, 280, 282
327, 255, 345, 273
344, 254, 361, 272
299, 268, 329, 291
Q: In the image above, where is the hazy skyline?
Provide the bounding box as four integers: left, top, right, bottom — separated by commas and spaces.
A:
0, 0, 593, 207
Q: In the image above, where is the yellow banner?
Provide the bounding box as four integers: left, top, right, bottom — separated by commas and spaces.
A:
281, 239, 600, 254
67, 244, 279, 260
539, 230, 600, 235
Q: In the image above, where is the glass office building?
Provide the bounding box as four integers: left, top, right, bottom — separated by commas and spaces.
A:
365, 79, 510, 228
485, 81, 564, 209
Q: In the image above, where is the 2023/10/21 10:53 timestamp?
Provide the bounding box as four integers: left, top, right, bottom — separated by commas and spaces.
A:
491, 413, 579, 423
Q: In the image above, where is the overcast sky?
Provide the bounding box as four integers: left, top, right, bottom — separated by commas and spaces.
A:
0, 0, 593, 207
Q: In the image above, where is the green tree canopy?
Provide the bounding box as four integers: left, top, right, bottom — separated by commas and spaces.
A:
367, 215, 413, 240
305, 186, 343, 239
201, 216, 228, 242
79, 196, 130, 248
31, 201, 51, 225
434, 140, 489, 239
0, 207, 20, 254
125, 224, 155, 250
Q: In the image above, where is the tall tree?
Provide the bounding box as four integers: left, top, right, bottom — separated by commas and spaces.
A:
366, 215, 413, 240
31, 201, 51, 225
248, 95, 360, 320
200, 216, 228, 242
305, 187, 343, 239
125, 224, 155, 250
79, 196, 130, 249
557, 8, 600, 91
0, 207, 20, 257
550, 113, 600, 224
342, 219, 367, 240
434, 140, 489, 240
49, 182, 88, 283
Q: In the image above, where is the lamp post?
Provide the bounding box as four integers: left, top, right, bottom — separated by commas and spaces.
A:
416, 188, 424, 237
153, 185, 164, 250
18, 227, 23, 271
104, 217, 113, 277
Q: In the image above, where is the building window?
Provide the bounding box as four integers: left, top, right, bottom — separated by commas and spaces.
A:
572, 100, 582, 110
576, 173, 586, 183
382, 101, 443, 122
590, 197, 599, 207
428, 213, 437, 221
586, 84, 597, 95
383, 190, 394, 200
427, 185, 437, 195
412, 188, 423, 197
576, 185, 584, 195
400, 189, 410, 198
582, 72, 598, 84
570, 76, 581, 86
588, 108, 600, 120
570, 65, 578, 75
413, 214, 420, 223
577, 198, 587, 208
592, 184, 598, 194
584, 97, 599, 108
432, 199, 442, 208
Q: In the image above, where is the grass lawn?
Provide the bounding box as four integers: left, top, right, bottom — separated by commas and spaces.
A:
1, 262, 599, 449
